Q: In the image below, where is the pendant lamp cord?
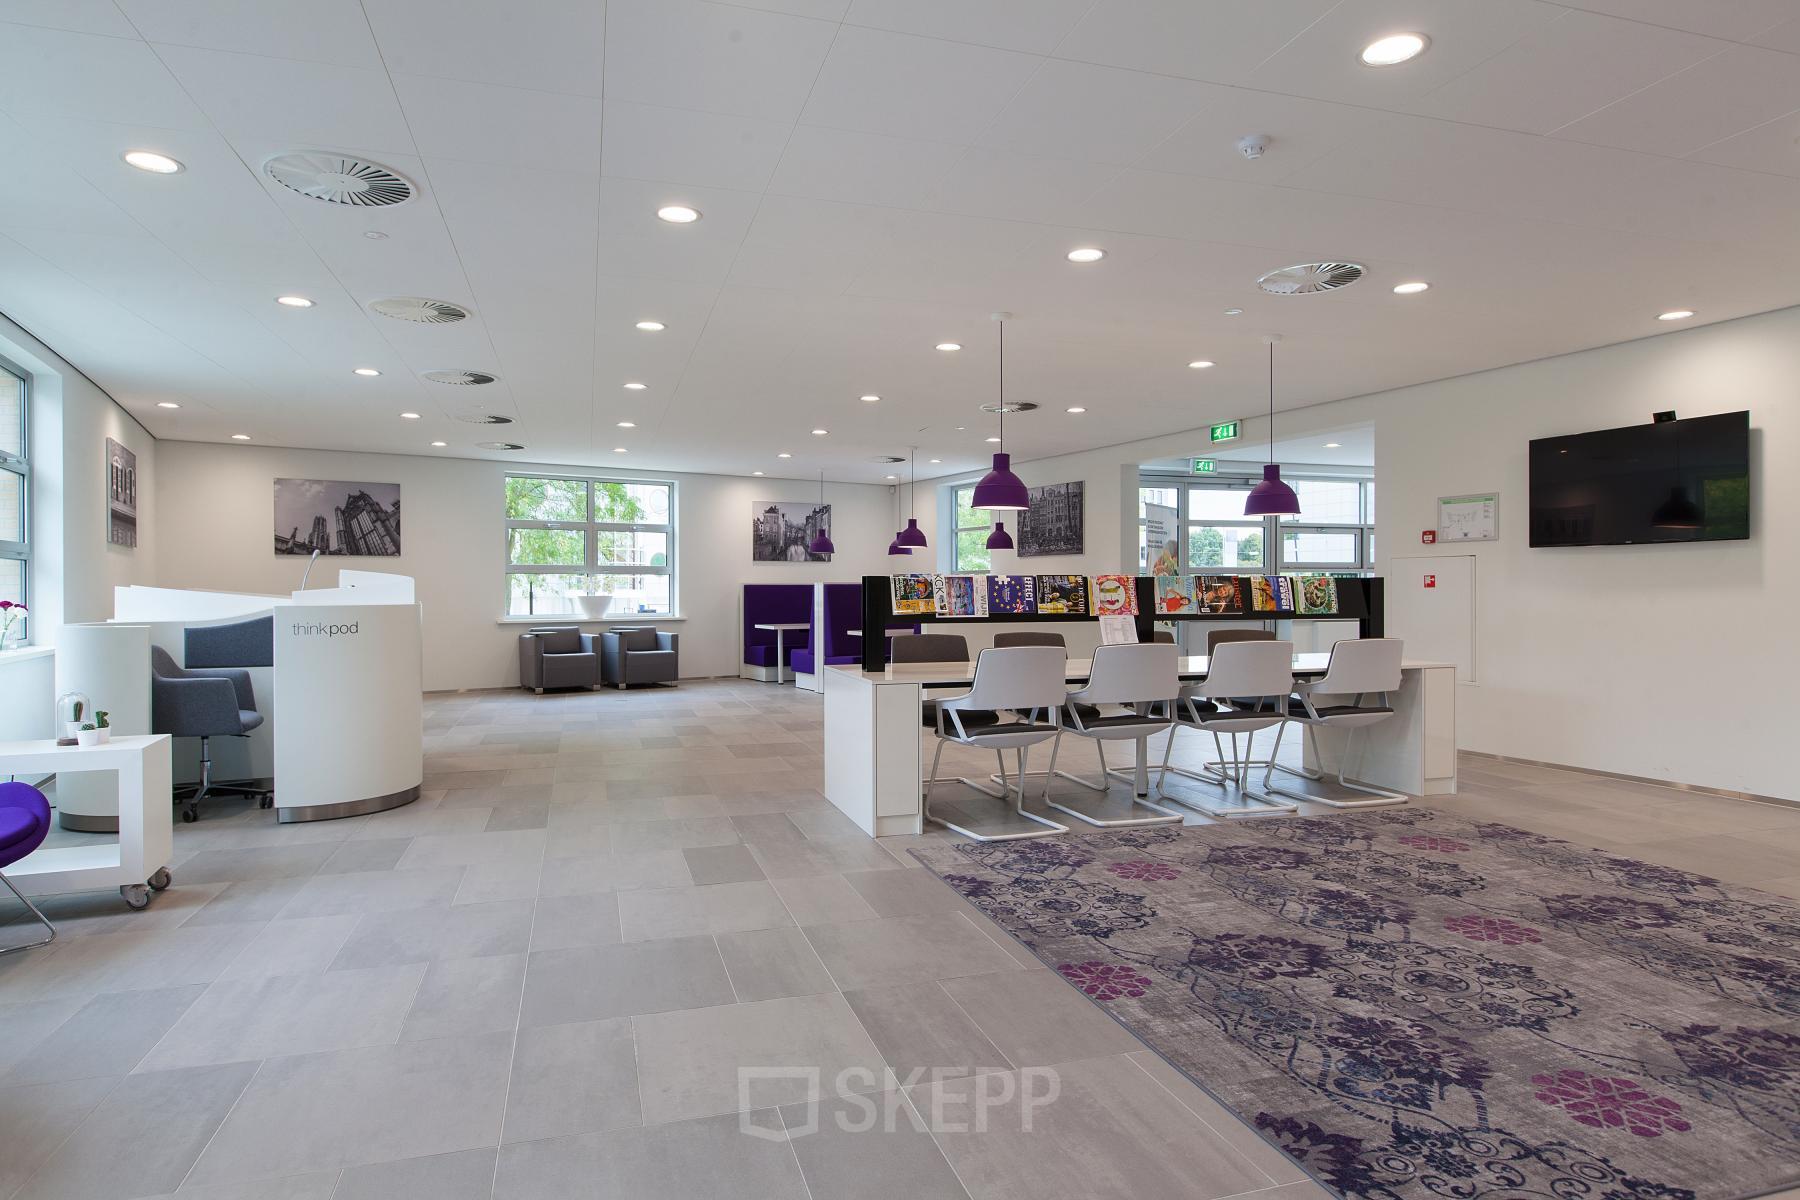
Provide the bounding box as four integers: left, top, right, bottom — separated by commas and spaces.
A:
1267, 339, 1275, 465
997, 318, 1005, 450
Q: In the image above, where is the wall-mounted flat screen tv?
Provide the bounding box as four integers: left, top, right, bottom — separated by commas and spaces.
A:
1528, 411, 1749, 547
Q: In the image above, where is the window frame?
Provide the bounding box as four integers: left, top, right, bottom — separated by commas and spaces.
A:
0, 355, 28, 645
1138, 470, 1373, 577
951, 483, 992, 573
503, 474, 676, 618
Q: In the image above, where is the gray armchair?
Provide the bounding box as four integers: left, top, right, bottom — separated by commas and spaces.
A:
519, 626, 600, 693
150, 645, 269, 822
601, 627, 678, 689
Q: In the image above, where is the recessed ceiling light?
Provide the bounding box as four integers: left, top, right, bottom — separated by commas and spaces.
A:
811, 428, 828, 436
613, 447, 628, 453
363, 230, 388, 240
1066, 406, 1086, 413
157, 401, 180, 409
275, 295, 313, 308
753, 470, 764, 476
123, 150, 183, 174
354, 367, 381, 377
1360, 33, 1428, 66
936, 342, 961, 351
928, 458, 941, 464
230, 433, 251, 440
430, 440, 447, 447
1658, 309, 1695, 321
860, 394, 879, 403
778, 452, 792, 458
635, 320, 666, 332
623, 381, 647, 390
617, 421, 636, 428
656, 204, 701, 223
885, 474, 897, 480
1325, 442, 1342, 448
1066, 247, 1105, 263
1223, 308, 1244, 316
1393, 281, 1430, 295
1188, 359, 1215, 369
985, 436, 1001, 443
399, 411, 421, 420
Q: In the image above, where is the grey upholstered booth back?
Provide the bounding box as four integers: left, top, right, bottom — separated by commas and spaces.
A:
185, 616, 274, 668
890, 634, 970, 664
1205, 628, 1274, 654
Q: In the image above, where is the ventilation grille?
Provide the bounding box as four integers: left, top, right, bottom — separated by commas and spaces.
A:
423, 370, 497, 386
265, 153, 413, 207
873, 455, 905, 464
452, 412, 513, 425
477, 441, 525, 451
979, 401, 1038, 414
1257, 262, 1365, 295
371, 296, 469, 324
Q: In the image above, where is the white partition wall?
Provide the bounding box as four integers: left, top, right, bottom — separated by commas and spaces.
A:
52, 623, 150, 830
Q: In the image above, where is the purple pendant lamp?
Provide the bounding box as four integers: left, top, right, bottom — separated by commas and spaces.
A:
808, 471, 835, 555
986, 521, 1013, 550
897, 448, 928, 548
1243, 334, 1301, 517
971, 313, 1030, 514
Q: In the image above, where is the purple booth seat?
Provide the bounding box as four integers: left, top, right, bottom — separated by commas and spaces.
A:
791, 582, 864, 678
0, 781, 56, 954
742, 584, 813, 671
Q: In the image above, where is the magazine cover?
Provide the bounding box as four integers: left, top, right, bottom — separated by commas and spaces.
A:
1197, 575, 1244, 615
932, 573, 988, 618
1034, 575, 1090, 615
1091, 574, 1138, 616
987, 574, 1036, 615
891, 573, 936, 615
1248, 574, 1294, 613
1154, 575, 1197, 615
1296, 573, 1339, 616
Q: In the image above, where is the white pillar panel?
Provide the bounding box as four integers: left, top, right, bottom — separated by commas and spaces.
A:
52, 622, 149, 830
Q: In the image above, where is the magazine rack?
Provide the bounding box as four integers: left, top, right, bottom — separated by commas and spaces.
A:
858, 576, 1383, 672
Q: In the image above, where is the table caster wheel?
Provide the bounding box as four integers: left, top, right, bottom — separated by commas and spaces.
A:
181, 807, 198, 823
121, 884, 151, 910
148, 868, 172, 891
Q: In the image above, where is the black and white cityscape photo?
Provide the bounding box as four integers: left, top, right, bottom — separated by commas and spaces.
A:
752, 500, 831, 562
274, 478, 402, 556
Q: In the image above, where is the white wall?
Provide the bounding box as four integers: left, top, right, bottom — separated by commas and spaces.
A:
153, 441, 900, 690
913, 307, 1797, 800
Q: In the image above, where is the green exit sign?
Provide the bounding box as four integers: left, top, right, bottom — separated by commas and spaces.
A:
1191, 458, 1216, 474
1209, 421, 1240, 443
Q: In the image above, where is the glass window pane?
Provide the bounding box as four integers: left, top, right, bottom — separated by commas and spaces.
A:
1364, 480, 1376, 523
1187, 486, 1253, 520
0, 557, 21, 609
1282, 529, 1360, 564
596, 481, 668, 524
507, 527, 585, 566
954, 486, 982, 531
0, 469, 21, 542
505, 477, 587, 522
0, 370, 20, 459
1280, 479, 1362, 523
1138, 486, 1177, 518
596, 572, 670, 615
596, 530, 667, 567
955, 528, 991, 572
1187, 525, 1263, 569
506, 572, 591, 617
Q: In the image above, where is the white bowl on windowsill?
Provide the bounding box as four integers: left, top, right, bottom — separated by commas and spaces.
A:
576, 594, 614, 619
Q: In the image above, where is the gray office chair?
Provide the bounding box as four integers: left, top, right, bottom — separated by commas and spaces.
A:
519, 627, 600, 692
601, 627, 679, 689
1045, 642, 1184, 828
891, 634, 992, 728
1161, 639, 1299, 819
924, 646, 1070, 842
1265, 638, 1407, 809
1207, 627, 1274, 654
150, 645, 269, 822
992, 631, 1064, 649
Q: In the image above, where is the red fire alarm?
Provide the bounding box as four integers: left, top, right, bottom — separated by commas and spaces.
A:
1423, 574, 1437, 588
1420, 529, 1437, 544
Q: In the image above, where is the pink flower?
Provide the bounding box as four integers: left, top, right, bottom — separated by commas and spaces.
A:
1057, 960, 1152, 1001
1531, 1069, 1690, 1137
1397, 834, 1470, 853
1443, 914, 1542, 945
1106, 860, 1181, 882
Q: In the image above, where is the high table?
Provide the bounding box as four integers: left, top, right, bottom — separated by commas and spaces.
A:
822, 654, 1457, 837
752, 622, 811, 684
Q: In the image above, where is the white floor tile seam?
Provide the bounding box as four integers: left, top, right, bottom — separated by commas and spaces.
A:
1121, 1051, 1284, 1189
487, 891, 541, 1200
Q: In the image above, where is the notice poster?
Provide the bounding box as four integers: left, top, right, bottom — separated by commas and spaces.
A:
1154, 575, 1197, 615
1249, 575, 1294, 613
1099, 615, 1138, 645
1034, 575, 1090, 615
1145, 503, 1178, 575
932, 574, 988, 618
987, 575, 1036, 615
1296, 573, 1339, 616
1091, 574, 1138, 615
891, 573, 936, 615
1197, 576, 1244, 615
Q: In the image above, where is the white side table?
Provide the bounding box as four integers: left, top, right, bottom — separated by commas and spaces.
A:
0, 734, 174, 909
753, 622, 811, 684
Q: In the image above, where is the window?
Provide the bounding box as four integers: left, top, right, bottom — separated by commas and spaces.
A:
1279, 479, 1375, 572
1137, 472, 1373, 576
0, 359, 26, 644
952, 484, 991, 572
505, 476, 674, 618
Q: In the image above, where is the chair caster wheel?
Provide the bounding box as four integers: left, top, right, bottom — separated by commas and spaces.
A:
181, 807, 198, 823
121, 884, 151, 910
148, 868, 172, 891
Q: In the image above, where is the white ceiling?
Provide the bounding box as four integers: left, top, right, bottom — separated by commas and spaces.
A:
2, 0, 1799, 483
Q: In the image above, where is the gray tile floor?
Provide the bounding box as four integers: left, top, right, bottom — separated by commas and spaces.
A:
1, 679, 1796, 1200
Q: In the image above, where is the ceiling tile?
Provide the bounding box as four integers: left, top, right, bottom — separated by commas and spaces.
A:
979, 59, 1208, 165
1552, 44, 1800, 156
155, 43, 416, 155
728, 0, 852, 17
1133, 83, 1386, 183
844, 0, 1092, 54
1755, 16, 1800, 53
1555, 0, 1799, 41
1054, 0, 1337, 83
920, 147, 1120, 226
604, 0, 837, 123
361, 0, 605, 95
601, 101, 792, 191
1687, 109, 1800, 177
595, 176, 759, 285
120, 0, 383, 68
1408, 9, 1725, 134
0, 23, 206, 128
728, 195, 895, 294
392, 74, 604, 174
768, 125, 967, 207
799, 25, 1041, 143
0, 3, 135, 36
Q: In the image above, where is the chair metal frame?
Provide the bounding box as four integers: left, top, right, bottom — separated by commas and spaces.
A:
923, 646, 1071, 842
1038, 643, 1185, 828
0, 869, 56, 955
1263, 638, 1408, 808
1156, 640, 1300, 818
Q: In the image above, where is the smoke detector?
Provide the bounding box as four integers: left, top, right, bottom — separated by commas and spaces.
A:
476, 441, 525, 451
1257, 262, 1365, 295
979, 401, 1038, 414
264, 153, 413, 207
451, 412, 513, 425
370, 296, 469, 324
1237, 134, 1270, 160
422, 370, 497, 386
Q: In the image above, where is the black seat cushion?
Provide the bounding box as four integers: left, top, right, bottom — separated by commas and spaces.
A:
923, 702, 999, 729
1289, 704, 1394, 721
1064, 707, 1166, 731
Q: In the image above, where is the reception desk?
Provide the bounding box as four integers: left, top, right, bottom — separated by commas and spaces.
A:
822, 654, 1457, 838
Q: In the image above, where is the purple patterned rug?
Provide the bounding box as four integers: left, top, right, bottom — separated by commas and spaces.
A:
911, 809, 1800, 1200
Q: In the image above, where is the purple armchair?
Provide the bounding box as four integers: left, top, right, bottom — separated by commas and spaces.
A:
0, 782, 55, 954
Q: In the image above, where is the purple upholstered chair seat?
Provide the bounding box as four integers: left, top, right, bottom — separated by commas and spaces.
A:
0, 806, 39, 853
0, 781, 55, 954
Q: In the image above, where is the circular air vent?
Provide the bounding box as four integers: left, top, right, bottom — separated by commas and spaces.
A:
477, 441, 525, 451
979, 401, 1038, 414
422, 370, 497, 386
1257, 262, 1365, 295
451, 412, 513, 425
264, 153, 413, 207
370, 296, 469, 324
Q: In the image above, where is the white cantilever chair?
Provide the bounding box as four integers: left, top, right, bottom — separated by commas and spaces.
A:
1264, 637, 1407, 808
1158, 640, 1299, 818
924, 645, 1071, 841
1043, 642, 1184, 828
